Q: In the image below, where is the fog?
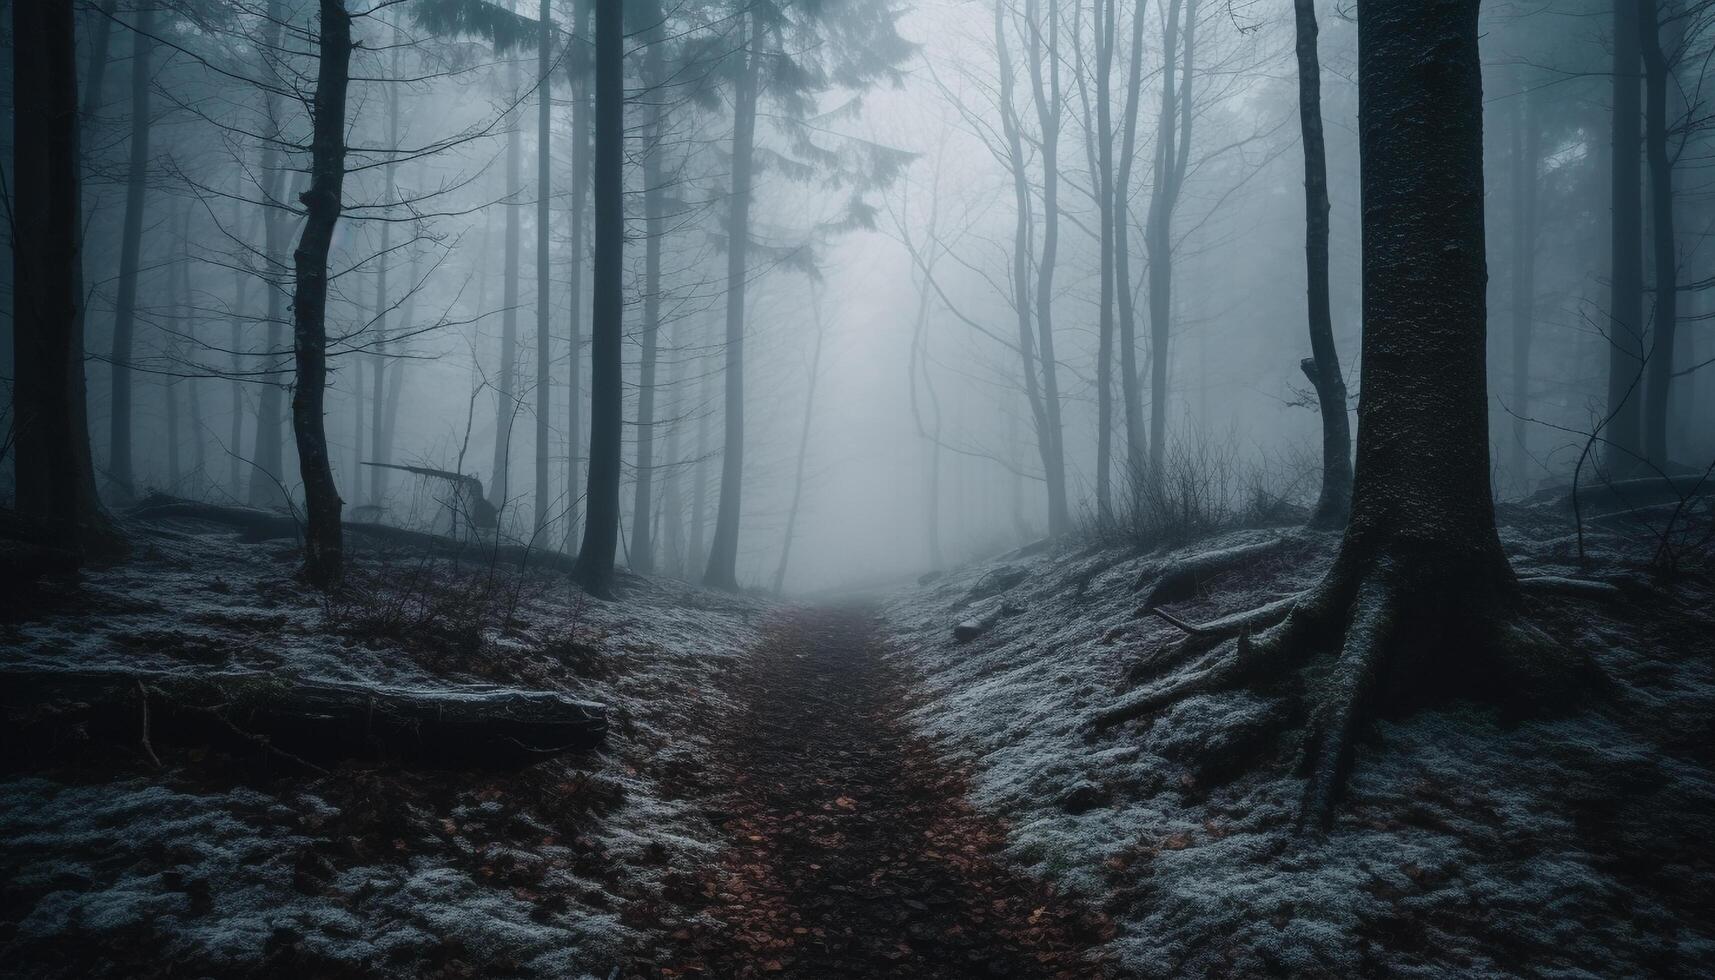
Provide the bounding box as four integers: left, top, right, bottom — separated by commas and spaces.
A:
7, 0, 1712, 594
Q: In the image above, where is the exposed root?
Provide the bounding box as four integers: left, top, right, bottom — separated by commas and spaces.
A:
1127, 595, 1302, 684
1298, 576, 1392, 828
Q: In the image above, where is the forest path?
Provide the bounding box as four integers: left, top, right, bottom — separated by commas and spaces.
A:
651, 606, 1111, 979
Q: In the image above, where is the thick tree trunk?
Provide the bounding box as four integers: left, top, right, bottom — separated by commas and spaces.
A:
11, 0, 122, 556
1508, 81, 1540, 490
630, 27, 666, 575
290, 0, 353, 589
492, 57, 524, 518
1607, 0, 1646, 473
570, 0, 624, 597
704, 16, 759, 591
107, 4, 153, 499
1292, 0, 1352, 526
534, 0, 553, 534
1640, 0, 1677, 472
1103, 0, 1551, 830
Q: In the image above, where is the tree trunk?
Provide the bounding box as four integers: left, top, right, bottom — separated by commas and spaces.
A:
630, 25, 666, 575
570, 0, 624, 598
1025, 0, 1070, 537
1108, 0, 1546, 829
290, 0, 353, 589
492, 57, 523, 518
1092, 0, 1116, 519
248, 0, 289, 510
993, 0, 1061, 538
1508, 78, 1539, 491
534, 0, 554, 534
11, 0, 123, 556
371, 44, 401, 508
772, 288, 828, 593
1115, 0, 1147, 489
1640, 0, 1677, 472
564, 0, 590, 553
660, 320, 686, 575
1146, 0, 1196, 479
689, 345, 710, 575
1292, 0, 1353, 526
78, 0, 118, 122
704, 14, 759, 591
107, 3, 152, 499
1606, 0, 1645, 473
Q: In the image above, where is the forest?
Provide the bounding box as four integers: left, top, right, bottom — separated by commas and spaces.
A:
2, 0, 1713, 976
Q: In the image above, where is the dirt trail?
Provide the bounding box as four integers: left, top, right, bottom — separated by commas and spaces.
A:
649, 606, 1111, 979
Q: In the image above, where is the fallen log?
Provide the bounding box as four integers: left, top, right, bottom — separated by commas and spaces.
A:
1135, 537, 1294, 610
128, 493, 580, 576
1, 667, 607, 770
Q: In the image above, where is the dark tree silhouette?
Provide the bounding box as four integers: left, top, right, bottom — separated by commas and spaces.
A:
571, 0, 623, 598
1098, 0, 1584, 827
10, 0, 123, 557
1292, 0, 1352, 527
290, 0, 354, 588
107, 2, 153, 499
1606, 0, 1645, 473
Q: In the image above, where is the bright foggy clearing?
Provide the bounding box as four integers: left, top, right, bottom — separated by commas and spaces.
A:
3, 0, 1714, 977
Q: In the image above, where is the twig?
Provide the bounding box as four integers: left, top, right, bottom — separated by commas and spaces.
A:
137, 681, 163, 769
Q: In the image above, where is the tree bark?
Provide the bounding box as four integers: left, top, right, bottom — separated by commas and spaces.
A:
289, 0, 353, 589
11, 0, 123, 557
570, 0, 624, 597
1092, 0, 1117, 519
704, 13, 759, 591
1292, 0, 1352, 526
107, 3, 153, 499
1606, 0, 1645, 473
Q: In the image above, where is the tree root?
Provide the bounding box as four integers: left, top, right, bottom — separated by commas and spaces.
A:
1092, 564, 1593, 830
1126, 595, 1301, 683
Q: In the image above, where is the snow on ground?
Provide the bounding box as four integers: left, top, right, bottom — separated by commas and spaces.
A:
1, 516, 766, 978
884, 520, 1715, 977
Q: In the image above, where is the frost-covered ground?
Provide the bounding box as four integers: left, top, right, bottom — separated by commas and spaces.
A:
884, 520, 1715, 977
1, 516, 766, 978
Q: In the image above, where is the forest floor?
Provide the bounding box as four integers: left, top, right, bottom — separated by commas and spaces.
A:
645, 607, 1112, 978
4, 501, 1713, 978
